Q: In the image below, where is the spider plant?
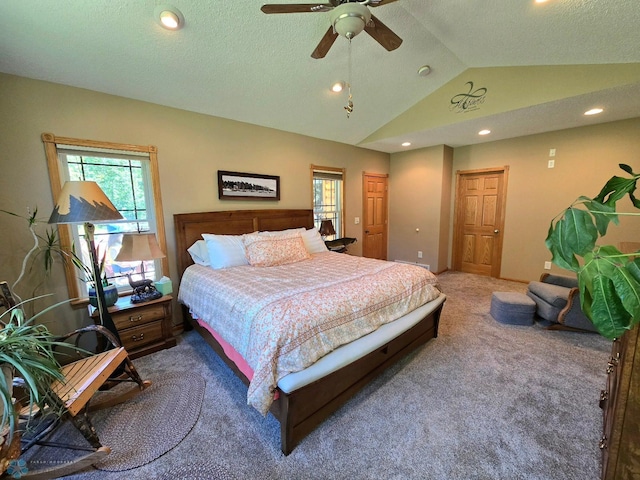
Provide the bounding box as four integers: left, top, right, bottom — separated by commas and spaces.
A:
0, 296, 68, 446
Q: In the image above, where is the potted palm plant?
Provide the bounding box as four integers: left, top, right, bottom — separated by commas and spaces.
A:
68, 246, 119, 308
0, 294, 67, 474
546, 163, 640, 339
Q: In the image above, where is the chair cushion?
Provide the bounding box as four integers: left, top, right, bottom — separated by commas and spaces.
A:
527, 281, 571, 308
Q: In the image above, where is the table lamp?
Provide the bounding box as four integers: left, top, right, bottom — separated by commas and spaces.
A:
114, 233, 166, 303
318, 219, 336, 239
48, 181, 123, 343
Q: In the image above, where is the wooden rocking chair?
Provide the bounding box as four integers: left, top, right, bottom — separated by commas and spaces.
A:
0, 283, 151, 479
17, 324, 151, 479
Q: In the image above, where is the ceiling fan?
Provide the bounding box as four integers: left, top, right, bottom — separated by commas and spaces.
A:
261, 0, 403, 59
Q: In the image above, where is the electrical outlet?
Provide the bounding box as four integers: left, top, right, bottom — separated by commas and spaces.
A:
354, 217, 360, 225
544, 261, 552, 270
548, 159, 555, 169
549, 148, 556, 157
418, 251, 423, 259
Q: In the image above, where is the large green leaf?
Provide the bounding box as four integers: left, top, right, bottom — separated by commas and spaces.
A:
562, 208, 598, 256
594, 175, 638, 207
590, 274, 632, 339
545, 220, 579, 271
611, 266, 640, 321
581, 197, 618, 235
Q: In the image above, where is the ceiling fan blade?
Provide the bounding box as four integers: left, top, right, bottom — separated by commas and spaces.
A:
261, 4, 333, 14
368, 0, 401, 6
311, 26, 339, 59
365, 14, 403, 51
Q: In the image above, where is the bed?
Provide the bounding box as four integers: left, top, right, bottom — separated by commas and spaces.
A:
174, 209, 446, 454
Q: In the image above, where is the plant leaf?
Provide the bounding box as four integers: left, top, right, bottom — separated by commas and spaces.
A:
589, 274, 632, 339
611, 266, 640, 321
561, 207, 598, 256
582, 197, 618, 235
545, 220, 579, 271
594, 175, 638, 207
619, 163, 635, 175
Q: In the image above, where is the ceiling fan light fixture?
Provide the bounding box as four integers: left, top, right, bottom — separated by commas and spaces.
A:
155, 5, 184, 31
330, 3, 371, 39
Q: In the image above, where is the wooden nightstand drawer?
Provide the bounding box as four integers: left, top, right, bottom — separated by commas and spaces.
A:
90, 294, 175, 358
112, 303, 166, 330
119, 321, 165, 351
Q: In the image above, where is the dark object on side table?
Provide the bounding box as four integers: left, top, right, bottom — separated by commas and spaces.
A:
325, 237, 357, 253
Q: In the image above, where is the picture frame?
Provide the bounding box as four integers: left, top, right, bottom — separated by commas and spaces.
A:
217, 170, 280, 201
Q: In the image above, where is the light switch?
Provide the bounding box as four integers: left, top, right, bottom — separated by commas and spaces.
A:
354, 217, 360, 225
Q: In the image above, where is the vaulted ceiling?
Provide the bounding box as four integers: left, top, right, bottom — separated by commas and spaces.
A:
1, 0, 638, 153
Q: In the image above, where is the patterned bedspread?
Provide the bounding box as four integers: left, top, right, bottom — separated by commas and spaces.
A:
178, 252, 441, 414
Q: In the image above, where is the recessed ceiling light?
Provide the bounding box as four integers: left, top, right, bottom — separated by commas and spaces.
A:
331, 82, 345, 93
478, 129, 491, 135
584, 108, 603, 116
401, 142, 411, 147
535, 0, 549, 4
417, 65, 431, 77
155, 5, 184, 30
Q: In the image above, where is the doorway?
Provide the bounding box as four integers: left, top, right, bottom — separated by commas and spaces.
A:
362, 173, 388, 260
452, 167, 508, 277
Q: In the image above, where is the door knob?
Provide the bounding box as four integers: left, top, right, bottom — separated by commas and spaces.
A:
365, 230, 370, 234
494, 229, 500, 234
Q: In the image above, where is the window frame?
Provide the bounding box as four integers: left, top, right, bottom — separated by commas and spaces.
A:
310, 165, 345, 239
42, 133, 169, 304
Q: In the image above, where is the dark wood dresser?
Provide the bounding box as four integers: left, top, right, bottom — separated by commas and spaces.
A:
600, 325, 640, 480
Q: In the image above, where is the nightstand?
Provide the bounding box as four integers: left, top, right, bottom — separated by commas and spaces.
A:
90, 294, 176, 359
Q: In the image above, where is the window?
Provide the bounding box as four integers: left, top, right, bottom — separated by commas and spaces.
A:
42, 133, 168, 302
311, 165, 345, 240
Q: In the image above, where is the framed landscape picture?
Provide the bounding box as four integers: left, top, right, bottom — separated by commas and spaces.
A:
217, 170, 280, 201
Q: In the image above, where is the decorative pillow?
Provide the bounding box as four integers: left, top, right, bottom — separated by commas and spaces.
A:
201, 233, 249, 269
301, 227, 328, 254
243, 232, 311, 267
187, 240, 210, 266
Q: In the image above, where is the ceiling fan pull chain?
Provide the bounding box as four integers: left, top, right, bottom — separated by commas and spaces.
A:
345, 38, 354, 118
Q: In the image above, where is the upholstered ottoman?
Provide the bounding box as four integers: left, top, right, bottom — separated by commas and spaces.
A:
490, 292, 536, 325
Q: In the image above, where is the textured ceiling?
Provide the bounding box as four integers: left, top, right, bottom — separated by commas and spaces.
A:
0, 0, 639, 153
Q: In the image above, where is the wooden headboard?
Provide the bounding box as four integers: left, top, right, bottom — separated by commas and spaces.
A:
174, 209, 314, 280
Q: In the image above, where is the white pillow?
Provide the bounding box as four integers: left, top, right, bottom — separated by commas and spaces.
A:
259, 227, 306, 237
301, 228, 328, 254
187, 240, 210, 266
201, 233, 249, 269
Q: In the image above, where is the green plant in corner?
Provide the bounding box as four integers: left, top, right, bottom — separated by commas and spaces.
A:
0, 296, 68, 449
546, 163, 640, 339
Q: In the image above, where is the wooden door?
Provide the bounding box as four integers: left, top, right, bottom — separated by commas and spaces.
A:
452, 167, 508, 277
362, 173, 388, 260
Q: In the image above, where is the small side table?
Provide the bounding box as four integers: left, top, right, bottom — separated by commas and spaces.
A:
325, 237, 357, 253
90, 294, 176, 359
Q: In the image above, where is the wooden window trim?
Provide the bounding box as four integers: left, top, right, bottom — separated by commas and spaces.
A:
41, 133, 169, 304
310, 164, 346, 237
